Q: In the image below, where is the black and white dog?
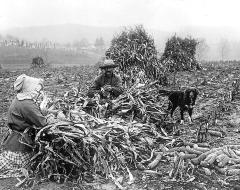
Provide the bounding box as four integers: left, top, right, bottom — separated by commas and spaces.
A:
160, 88, 199, 124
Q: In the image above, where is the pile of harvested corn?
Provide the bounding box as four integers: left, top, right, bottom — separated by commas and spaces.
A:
161, 35, 201, 72
12, 64, 240, 187
106, 25, 166, 85
163, 141, 240, 182
109, 82, 168, 123
46, 82, 169, 124
25, 111, 171, 187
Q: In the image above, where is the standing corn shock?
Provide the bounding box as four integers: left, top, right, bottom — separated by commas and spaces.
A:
0, 74, 48, 176
87, 59, 124, 100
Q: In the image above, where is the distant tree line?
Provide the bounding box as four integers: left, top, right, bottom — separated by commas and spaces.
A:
0, 34, 106, 53
1, 32, 239, 61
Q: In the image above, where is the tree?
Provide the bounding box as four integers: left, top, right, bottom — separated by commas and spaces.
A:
64, 42, 71, 48
94, 37, 105, 50
72, 40, 80, 48
73, 38, 90, 49
196, 38, 210, 61
218, 38, 230, 61
79, 38, 90, 48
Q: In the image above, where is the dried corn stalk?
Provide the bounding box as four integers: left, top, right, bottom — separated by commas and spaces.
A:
106, 25, 167, 86
109, 82, 168, 123
161, 35, 201, 72
26, 115, 170, 185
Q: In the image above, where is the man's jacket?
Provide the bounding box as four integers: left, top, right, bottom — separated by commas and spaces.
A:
87, 73, 124, 99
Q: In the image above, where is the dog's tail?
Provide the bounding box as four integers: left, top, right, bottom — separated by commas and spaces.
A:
158, 89, 172, 96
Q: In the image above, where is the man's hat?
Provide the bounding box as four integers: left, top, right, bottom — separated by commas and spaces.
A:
99, 59, 118, 69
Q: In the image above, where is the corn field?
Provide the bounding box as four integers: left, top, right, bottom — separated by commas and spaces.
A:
1, 61, 240, 189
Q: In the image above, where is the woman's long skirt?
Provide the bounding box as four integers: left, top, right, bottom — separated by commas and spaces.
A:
0, 150, 32, 178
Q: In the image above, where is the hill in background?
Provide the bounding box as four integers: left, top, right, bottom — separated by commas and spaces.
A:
1, 24, 240, 61
1, 24, 120, 45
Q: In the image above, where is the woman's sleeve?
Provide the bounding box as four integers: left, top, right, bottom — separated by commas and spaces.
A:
21, 100, 48, 128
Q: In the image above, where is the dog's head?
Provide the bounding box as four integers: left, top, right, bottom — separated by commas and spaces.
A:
184, 88, 199, 107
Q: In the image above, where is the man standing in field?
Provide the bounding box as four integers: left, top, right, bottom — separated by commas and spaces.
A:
87, 59, 124, 100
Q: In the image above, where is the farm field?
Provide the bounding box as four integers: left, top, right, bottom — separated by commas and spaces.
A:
0, 46, 102, 70
1, 62, 240, 190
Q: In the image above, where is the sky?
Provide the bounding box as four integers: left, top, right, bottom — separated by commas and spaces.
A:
0, 0, 240, 33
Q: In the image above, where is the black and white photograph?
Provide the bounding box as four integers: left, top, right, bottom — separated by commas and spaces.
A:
1, 0, 240, 189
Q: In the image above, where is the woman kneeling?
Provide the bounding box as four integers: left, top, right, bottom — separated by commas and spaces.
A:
1, 74, 48, 174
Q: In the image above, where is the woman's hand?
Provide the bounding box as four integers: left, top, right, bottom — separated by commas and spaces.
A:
57, 111, 66, 120
39, 92, 50, 114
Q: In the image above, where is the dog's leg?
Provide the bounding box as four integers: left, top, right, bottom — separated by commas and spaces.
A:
188, 108, 193, 123
180, 108, 184, 124
170, 105, 177, 118
167, 101, 173, 113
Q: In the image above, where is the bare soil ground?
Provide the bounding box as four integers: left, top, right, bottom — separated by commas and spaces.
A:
1, 64, 240, 190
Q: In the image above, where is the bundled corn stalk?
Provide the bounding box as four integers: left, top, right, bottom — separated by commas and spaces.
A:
161, 35, 201, 72
31, 56, 48, 68
55, 83, 168, 124
105, 25, 167, 86
108, 82, 168, 123
25, 111, 170, 187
